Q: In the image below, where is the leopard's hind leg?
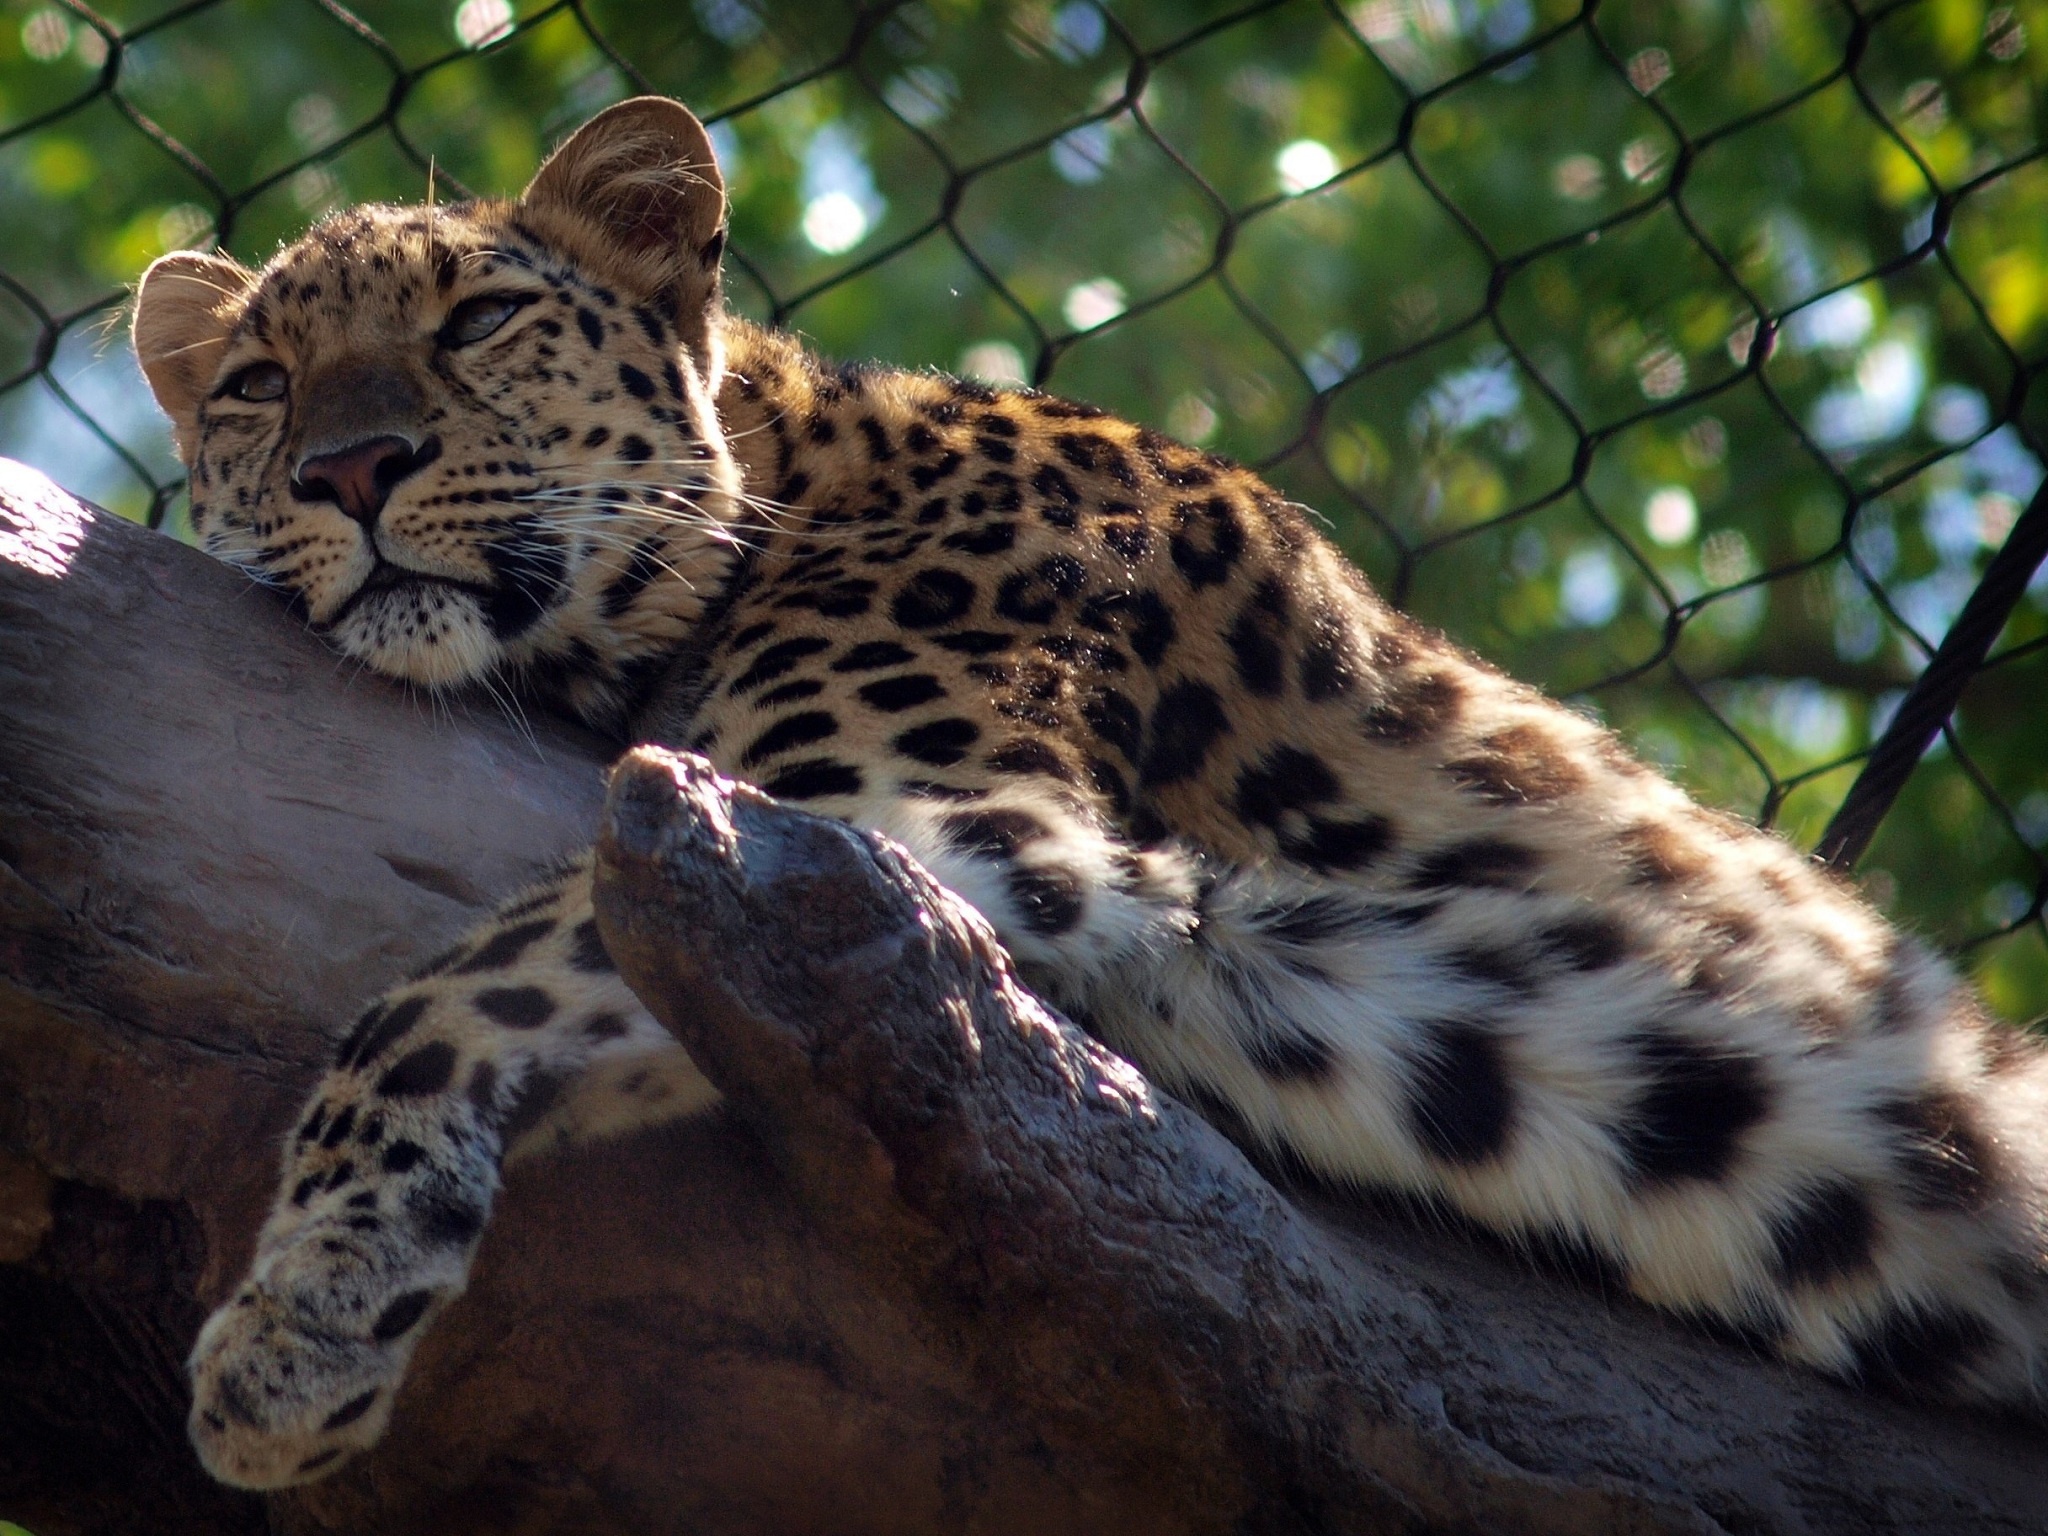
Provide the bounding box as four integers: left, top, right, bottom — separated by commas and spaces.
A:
186, 854, 714, 1489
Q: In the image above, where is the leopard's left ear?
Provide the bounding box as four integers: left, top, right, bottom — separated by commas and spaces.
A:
133, 251, 256, 461
521, 97, 727, 312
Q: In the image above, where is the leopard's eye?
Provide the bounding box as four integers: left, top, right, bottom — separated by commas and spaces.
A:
441, 295, 524, 347
227, 361, 287, 403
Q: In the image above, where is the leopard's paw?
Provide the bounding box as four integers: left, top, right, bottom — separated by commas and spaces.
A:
187, 1214, 466, 1488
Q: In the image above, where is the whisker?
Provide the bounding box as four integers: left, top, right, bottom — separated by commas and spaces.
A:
543, 511, 770, 559
516, 486, 785, 543
542, 523, 709, 589
521, 498, 733, 530
457, 246, 537, 270
539, 458, 728, 476
524, 476, 864, 534
136, 267, 249, 307
213, 548, 291, 592
148, 335, 234, 363
89, 306, 133, 347
535, 504, 870, 553
528, 466, 829, 522
474, 666, 544, 759
548, 529, 706, 586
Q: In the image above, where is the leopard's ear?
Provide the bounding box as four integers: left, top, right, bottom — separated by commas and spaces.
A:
133, 251, 255, 459
521, 97, 727, 288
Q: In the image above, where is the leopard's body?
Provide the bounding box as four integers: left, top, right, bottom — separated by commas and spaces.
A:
132, 99, 2048, 1490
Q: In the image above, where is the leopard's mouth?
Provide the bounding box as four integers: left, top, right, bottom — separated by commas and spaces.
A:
319, 559, 494, 632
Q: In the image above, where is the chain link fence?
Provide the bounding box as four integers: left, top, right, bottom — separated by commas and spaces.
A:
2, 0, 2044, 1017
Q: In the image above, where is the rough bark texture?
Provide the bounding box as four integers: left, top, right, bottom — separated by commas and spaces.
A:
2, 460, 2044, 1535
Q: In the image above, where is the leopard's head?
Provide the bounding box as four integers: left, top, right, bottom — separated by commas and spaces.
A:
133, 97, 739, 731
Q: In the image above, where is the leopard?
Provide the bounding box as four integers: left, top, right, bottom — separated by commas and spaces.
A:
130, 96, 2048, 1491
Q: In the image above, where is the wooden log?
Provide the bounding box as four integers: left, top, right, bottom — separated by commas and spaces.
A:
2, 460, 2043, 1534
0, 461, 607, 1535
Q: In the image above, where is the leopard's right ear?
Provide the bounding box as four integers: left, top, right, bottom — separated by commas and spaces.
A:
133, 251, 254, 459
520, 97, 726, 337
523, 96, 725, 258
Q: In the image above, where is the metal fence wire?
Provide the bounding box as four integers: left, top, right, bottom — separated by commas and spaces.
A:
2, 0, 2045, 1018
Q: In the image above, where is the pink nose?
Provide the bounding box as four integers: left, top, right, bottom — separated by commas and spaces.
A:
291, 436, 435, 527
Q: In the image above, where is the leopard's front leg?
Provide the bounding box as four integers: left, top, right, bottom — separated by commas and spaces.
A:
187, 854, 716, 1489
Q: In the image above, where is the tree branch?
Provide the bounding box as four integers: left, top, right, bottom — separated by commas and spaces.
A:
4, 461, 2044, 1534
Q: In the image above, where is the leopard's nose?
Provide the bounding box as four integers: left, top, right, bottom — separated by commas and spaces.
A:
291, 435, 440, 528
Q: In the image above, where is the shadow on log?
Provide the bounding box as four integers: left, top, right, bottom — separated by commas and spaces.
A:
3, 459, 2045, 1534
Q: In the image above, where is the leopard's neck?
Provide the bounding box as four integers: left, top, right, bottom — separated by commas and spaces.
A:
712, 315, 982, 565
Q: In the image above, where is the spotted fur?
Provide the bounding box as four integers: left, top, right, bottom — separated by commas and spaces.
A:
133, 99, 2048, 1490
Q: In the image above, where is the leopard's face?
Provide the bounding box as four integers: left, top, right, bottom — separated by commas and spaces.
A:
135, 98, 737, 728
195, 204, 737, 700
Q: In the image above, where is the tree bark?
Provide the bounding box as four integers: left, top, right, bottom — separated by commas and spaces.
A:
2, 459, 2043, 1535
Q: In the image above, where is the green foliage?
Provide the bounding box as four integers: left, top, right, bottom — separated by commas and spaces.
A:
1, 0, 2043, 1015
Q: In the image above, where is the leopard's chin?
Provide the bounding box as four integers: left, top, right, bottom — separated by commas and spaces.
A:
325, 584, 504, 693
